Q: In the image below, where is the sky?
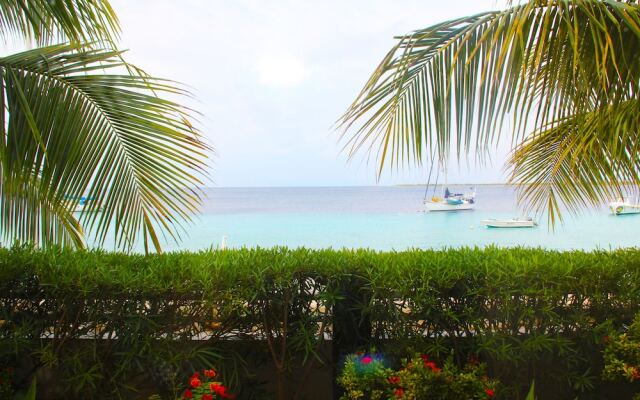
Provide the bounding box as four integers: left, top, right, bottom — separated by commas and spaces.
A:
46, 1, 516, 187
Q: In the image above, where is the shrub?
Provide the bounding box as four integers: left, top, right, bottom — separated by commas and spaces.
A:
338, 352, 498, 400
1, 245, 640, 399
603, 314, 640, 398
179, 367, 233, 399
338, 353, 393, 399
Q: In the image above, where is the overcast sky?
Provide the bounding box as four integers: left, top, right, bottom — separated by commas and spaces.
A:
70, 1, 518, 186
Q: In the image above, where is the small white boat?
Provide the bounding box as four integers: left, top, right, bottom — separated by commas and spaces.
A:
609, 197, 640, 216
425, 187, 476, 212
482, 218, 537, 228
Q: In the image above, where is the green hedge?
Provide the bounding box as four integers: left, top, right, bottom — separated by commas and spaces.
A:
1, 246, 640, 399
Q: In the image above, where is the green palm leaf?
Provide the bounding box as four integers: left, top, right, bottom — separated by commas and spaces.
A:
509, 99, 640, 223
340, 0, 640, 222
0, 45, 208, 252
0, 0, 118, 45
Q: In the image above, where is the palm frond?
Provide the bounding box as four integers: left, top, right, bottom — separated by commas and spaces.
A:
509, 99, 640, 222
0, 0, 119, 45
0, 45, 209, 252
339, 0, 640, 221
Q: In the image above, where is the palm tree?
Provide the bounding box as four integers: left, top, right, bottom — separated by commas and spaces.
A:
0, 1, 209, 252
340, 0, 640, 223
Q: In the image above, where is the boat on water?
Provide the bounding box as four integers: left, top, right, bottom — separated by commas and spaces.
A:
424, 187, 476, 212
609, 197, 640, 216
482, 218, 537, 228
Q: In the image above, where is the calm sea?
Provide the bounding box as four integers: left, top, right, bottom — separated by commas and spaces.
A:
99, 185, 640, 252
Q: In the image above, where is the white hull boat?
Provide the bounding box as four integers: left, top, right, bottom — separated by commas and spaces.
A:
424, 187, 476, 212
609, 199, 640, 215
482, 218, 537, 228
425, 200, 475, 211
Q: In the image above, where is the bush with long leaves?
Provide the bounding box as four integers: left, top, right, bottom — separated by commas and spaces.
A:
1, 246, 640, 398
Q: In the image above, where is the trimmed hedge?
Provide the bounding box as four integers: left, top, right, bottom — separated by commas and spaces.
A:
1, 246, 640, 399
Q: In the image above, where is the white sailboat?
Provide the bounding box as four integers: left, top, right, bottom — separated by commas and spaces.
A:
424, 187, 476, 212
609, 196, 640, 215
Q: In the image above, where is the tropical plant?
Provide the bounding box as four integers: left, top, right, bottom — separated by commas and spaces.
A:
339, 0, 640, 223
603, 314, 640, 399
180, 368, 234, 399
525, 381, 536, 400
338, 352, 498, 400
0, 0, 208, 252
2, 246, 640, 398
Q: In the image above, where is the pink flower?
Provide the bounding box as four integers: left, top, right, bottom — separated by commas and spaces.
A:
360, 356, 373, 364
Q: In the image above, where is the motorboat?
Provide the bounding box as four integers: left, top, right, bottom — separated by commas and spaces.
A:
425, 187, 476, 212
609, 197, 640, 216
481, 218, 537, 228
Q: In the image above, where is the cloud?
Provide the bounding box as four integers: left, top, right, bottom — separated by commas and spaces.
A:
257, 54, 307, 87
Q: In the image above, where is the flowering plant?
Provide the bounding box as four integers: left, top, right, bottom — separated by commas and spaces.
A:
180, 368, 234, 400
338, 352, 498, 400
603, 314, 640, 399
338, 352, 394, 400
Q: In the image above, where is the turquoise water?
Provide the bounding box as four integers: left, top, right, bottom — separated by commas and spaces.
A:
98, 186, 640, 252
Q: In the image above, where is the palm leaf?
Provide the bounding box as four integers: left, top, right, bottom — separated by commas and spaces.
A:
509, 99, 640, 223
0, 45, 209, 252
0, 0, 119, 45
339, 0, 640, 222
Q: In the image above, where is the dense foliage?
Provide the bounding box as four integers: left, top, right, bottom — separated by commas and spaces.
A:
1, 246, 640, 399
603, 314, 640, 398
338, 352, 498, 400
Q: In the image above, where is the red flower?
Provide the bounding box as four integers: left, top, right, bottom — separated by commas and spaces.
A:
201, 395, 213, 400
394, 388, 405, 398
204, 368, 216, 378
388, 376, 401, 385
190, 377, 202, 388
183, 390, 193, 399
191, 372, 200, 379
424, 361, 441, 373
211, 383, 233, 398
632, 367, 640, 381
485, 388, 495, 398
360, 356, 373, 365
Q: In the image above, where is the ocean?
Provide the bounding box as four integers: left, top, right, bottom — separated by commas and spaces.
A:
98, 185, 640, 252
